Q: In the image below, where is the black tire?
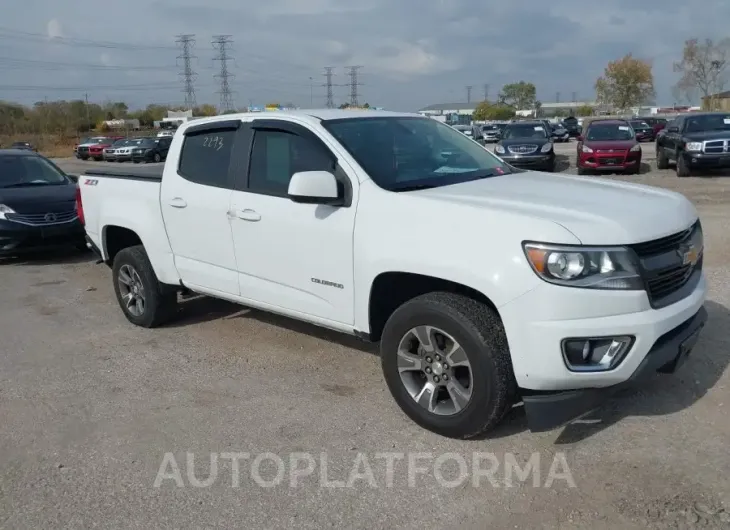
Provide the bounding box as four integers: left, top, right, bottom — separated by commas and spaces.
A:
133, 160, 140, 164
380, 292, 515, 439
676, 152, 691, 177
656, 144, 669, 169
577, 166, 588, 176
153, 152, 161, 163
112, 245, 177, 328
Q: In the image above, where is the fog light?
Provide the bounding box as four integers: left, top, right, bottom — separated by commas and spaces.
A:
561, 336, 634, 372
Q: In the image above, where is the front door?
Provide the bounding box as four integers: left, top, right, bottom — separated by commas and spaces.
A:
228, 120, 357, 324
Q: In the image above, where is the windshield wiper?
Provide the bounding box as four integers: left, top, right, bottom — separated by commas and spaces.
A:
392, 183, 438, 192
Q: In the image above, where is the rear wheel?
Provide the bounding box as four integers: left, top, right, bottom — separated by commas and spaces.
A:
112, 245, 177, 328
153, 152, 161, 163
380, 292, 515, 439
656, 145, 669, 169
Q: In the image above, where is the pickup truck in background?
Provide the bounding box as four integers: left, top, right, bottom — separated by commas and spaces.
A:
656, 111, 730, 176
77, 110, 707, 438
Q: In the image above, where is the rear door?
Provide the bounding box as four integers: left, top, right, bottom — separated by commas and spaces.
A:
160, 119, 242, 295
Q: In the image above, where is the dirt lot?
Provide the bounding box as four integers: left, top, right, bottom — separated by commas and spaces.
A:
1, 148, 729, 529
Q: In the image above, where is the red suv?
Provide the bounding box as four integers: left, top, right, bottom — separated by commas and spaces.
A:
87, 137, 123, 161
577, 119, 642, 175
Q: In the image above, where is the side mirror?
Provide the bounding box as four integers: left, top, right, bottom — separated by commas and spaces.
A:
288, 171, 340, 205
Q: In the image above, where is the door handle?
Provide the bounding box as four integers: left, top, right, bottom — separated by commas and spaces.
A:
236, 209, 261, 222
169, 197, 187, 208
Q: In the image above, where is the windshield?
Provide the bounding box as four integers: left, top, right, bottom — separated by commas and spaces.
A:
322, 117, 512, 191
502, 124, 546, 139
630, 121, 649, 129
685, 114, 730, 133
585, 123, 634, 141
113, 139, 130, 147
0, 155, 68, 187
137, 139, 156, 147
482, 125, 498, 131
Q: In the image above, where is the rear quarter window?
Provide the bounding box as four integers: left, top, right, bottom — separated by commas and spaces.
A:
177, 129, 236, 188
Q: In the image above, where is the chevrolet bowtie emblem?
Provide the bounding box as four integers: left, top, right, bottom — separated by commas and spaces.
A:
680, 245, 699, 266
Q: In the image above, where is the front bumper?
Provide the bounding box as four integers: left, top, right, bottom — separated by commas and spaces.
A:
498, 270, 707, 431
0, 218, 85, 256
578, 153, 641, 171
521, 305, 707, 431
681, 151, 730, 170
499, 152, 555, 169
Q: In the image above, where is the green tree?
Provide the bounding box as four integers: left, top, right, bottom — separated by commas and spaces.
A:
472, 101, 516, 120
595, 54, 655, 111
673, 38, 730, 110
499, 81, 537, 110
194, 104, 218, 116
575, 105, 594, 117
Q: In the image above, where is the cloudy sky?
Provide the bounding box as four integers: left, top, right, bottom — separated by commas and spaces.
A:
1, 0, 728, 111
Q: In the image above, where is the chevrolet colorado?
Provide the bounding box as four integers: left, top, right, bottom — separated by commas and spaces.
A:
77, 110, 707, 438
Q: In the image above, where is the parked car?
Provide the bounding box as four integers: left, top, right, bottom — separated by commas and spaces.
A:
642, 117, 668, 136
576, 119, 641, 175
562, 116, 582, 137
104, 138, 145, 162
474, 124, 501, 143
494, 121, 555, 171
77, 110, 706, 439
0, 149, 84, 257
452, 125, 473, 138
10, 141, 37, 152
104, 139, 130, 162
656, 112, 730, 177
88, 138, 124, 161
550, 123, 570, 142
131, 137, 172, 163
76, 137, 118, 160
157, 131, 175, 138
630, 120, 655, 142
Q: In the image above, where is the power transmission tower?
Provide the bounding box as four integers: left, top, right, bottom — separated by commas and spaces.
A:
212, 35, 235, 113
322, 67, 335, 108
466, 85, 473, 103
345, 66, 363, 106
175, 34, 197, 110
571, 91, 577, 103
483, 84, 489, 101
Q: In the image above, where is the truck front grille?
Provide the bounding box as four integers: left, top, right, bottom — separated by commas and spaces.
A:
703, 140, 728, 154
6, 211, 78, 226
628, 221, 702, 308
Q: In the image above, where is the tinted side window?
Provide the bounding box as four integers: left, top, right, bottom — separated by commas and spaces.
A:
248, 130, 335, 196
178, 130, 235, 188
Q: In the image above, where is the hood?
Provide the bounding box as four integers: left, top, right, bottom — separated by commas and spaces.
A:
411, 171, 696, 245
583, 139, 637, 150
0, 182, 76, 214
500, 136, 550, 147
682, 130, 730, 141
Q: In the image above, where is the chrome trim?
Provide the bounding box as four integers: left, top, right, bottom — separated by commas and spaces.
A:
507, 144, 538, 155
702, 139, 729, 153
5, 213, 79, 227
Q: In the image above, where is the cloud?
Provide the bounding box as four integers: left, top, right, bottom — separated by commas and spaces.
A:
46, 19, 62, 39
3, 0, 729, 110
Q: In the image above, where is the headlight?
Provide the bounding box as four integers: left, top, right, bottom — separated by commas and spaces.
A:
540, 143, 552, 153
581, 145, 593, 153
495, 145, 505, 154
523, 242, 643, 290
0, 204, 16, 220
685, 142, 703, 151
630, 144, 641, 152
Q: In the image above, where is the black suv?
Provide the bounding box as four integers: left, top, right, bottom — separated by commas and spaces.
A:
131, 137, 172, 164
494, 121, 555, 172
562, 116, 582, 137
656, 112, 730, 176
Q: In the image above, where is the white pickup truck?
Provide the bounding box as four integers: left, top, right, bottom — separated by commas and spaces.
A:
77, 110, 707, 438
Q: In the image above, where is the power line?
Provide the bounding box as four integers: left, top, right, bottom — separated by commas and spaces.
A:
466, 85, 473, 103
212, 35, 235, 113
323, 66, 335, 108
345, 66, 363, 106
176, 34, 197, 110
0, 82, 195, 91
0, 56, 177, 71
0, 26, 176, 50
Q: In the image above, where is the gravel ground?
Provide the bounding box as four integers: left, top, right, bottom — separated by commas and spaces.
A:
1, 147, 729, 529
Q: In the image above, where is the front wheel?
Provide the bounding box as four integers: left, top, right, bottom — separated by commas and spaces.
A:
676, 153, 691, 177
656, 145, 669, 169
380, 292, 515, 439
112, 245, 177, 328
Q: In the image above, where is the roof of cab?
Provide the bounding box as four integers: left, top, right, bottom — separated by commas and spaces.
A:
177, 109, 421, 131
0, 148, 40, 157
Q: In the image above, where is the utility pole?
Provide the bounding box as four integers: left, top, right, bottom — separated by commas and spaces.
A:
323, 67, 335, 108
483, 84, 489, 101
345, 66, 363, 106
466, 85, 473, 103
175, 34, 197, 110
85, 93, 90, 132
212, 35, 235, 113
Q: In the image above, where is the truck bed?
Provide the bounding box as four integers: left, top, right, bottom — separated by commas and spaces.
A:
84, 167, 163, 181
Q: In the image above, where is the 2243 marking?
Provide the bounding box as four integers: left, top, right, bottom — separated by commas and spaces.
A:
202, 136, 224, 150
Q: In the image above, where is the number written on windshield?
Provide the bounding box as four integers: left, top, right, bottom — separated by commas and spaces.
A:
202, 136, 224, 150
